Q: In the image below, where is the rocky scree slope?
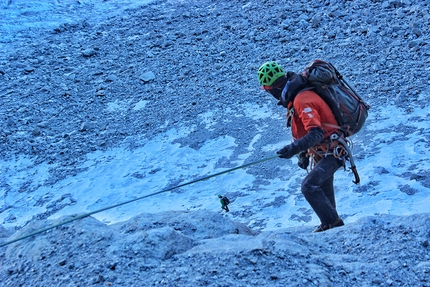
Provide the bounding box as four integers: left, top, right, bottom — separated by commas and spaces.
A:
1, 211, 430, 286
1, 0, 430, 286
0, 0, 429, 185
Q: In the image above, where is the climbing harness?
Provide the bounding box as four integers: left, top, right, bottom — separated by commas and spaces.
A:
309, 133, 360, 184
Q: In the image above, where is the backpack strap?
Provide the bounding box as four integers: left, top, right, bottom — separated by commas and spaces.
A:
322, 122, 351, 137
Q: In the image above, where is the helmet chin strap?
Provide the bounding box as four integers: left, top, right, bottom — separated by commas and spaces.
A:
281, 80, 291, 103
276, 80, 291, 108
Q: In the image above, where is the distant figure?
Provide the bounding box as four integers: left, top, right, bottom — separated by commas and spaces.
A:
218, 195, 230, 212
257, 61, 345, 232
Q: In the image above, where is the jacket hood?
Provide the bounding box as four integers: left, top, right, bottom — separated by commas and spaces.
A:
277, 72, 310, 108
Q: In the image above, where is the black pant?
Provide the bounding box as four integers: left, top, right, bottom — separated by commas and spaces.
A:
301, 155, 343, 225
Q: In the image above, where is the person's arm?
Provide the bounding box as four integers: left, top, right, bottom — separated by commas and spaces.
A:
277, 127, 324, 159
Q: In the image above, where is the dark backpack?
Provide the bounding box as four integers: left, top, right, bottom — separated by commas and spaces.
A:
302, 60, 370, 137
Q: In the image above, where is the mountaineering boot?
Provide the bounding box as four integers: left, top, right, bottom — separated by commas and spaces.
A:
313, 218, 344, 233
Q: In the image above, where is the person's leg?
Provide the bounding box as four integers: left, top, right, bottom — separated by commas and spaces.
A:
321, 174, 336, 209
301, 155, 342, 225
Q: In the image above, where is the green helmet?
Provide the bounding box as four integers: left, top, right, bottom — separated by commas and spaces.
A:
257, 61, 285, 86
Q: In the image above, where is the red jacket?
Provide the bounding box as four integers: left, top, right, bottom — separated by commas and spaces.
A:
288, 90, 338, 141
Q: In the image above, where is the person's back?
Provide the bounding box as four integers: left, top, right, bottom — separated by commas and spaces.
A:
290, 90, 338, 141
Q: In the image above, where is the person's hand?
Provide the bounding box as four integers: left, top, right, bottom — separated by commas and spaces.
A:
277, 144, 298, 159
297, 151, 310, 169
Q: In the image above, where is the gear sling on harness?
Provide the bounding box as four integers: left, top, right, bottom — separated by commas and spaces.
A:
309, 132, 360, 184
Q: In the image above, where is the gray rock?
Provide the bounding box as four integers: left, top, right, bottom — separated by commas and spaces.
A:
81, 49, 96, 57
412, 28, 422, 37
105, 75, 117, 82
32, 128, 41, 136
139, 71, 155, 82
375, 166, 389, 175
79, 122, 93, 131
24, 66, 35, 73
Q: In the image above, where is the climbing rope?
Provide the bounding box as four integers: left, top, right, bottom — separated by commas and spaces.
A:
0, 154, 280, 248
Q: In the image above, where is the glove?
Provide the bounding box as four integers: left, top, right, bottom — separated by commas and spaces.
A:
297, 151, 310, 170
277, 142, 300, 159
